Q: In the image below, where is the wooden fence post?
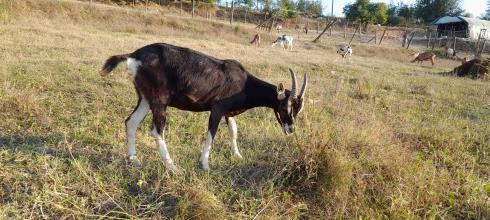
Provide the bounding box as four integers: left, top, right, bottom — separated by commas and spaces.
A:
312, 19, 337, 43
245, 8, 248, 23
378, 29, 386, 45
270, 15, 277, 32
479, 40, 487, 56
357, 24, 362, 40
180, 1, 183, 15
329, 20, 332, 36
367, 35, 376, 43
192, 0, 195, 17
406, 32, 415, 49
230, 1, 234, 24
427, 31, 432, 48
344, 21, 348, 38
453, 29, 456, 50
317, 20, 319, 33
348, 23, 360, 45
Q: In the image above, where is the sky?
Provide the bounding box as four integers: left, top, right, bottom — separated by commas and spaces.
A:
326, 0, 487, 18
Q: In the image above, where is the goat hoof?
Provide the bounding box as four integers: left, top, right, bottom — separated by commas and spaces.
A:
129, 155, 142, 166
199, 156, 210, 171
200, 162, 210, 171
168, 164, 182, 174
164, 160, 181, 174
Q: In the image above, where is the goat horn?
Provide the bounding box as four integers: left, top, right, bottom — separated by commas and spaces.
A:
289, 68, 298, 99
298, 73, 308, 100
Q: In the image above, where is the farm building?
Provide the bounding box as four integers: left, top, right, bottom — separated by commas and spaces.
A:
430, 16, 490, 40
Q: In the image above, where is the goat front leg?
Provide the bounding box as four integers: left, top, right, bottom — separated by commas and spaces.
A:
225, 117, 242, 159
125, 96, 150, 166
150, 103, 178, 173
200, 107, 223, 171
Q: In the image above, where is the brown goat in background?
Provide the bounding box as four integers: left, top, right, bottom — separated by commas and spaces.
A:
411, 51, 436, 66
250, 33, 260, 46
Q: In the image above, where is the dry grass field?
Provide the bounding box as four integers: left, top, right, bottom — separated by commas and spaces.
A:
0, 0, 489, 219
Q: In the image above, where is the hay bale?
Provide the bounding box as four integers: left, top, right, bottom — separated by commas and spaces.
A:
452, 58, 490, 80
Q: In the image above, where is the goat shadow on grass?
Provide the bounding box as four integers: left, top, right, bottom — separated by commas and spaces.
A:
401, 70, 435, 77
212, 136, 310, 197
0, 134, 119, 167
0, 135, 181, 219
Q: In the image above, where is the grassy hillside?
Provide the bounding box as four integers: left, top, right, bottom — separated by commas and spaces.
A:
0, 0, 488, 219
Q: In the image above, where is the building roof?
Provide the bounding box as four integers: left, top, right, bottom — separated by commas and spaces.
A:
431, 16, 490, 27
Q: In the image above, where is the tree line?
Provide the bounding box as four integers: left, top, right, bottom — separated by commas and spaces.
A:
344, 0, 490, 26
98, 0, 490, 25
100, 0, 323, 18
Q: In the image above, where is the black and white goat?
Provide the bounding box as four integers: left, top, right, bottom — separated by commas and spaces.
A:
336, 44, 352, 58
272, 35, 294, 50
100, 43, 308, 171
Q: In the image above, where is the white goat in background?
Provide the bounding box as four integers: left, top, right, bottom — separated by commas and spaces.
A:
272, 35, 293, 50
336, 44, 352, 59
444, 45, 456, 58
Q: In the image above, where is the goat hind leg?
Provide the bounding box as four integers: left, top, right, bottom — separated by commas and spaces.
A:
150, 104, 178, 172
125, 96, 150, 166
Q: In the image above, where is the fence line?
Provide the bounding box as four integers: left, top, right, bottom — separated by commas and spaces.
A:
84, 0, 488, 54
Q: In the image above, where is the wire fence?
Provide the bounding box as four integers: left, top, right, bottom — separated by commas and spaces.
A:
84, 0, 488, 55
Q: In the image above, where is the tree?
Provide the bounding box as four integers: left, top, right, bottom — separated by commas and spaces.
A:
371, 2, 388, 25
239, 0, 254, 8
305, 0, 322, 18
415, 0, 464, 23
279, 0, 297, 18
343, 0, 388, 25
260, 0, 272, 13
482, 0, 490, 20
398, 3, 414, 21
296, 0, 307, 13
387, 0, 400, 25
343, 0, 372, 24
388, 0, 397, 18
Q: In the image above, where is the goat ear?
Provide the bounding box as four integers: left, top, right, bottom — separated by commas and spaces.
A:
277, 83, 284, 92
277, 83, 286, 100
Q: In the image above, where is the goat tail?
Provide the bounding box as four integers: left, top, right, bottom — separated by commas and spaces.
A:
100, 54, 130, 76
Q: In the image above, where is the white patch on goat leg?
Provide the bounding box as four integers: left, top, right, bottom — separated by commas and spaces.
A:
227, 117, 242, 158
126, 58, 141, 78
283, 123, 292, 136
151, 126, 178, 172
199, 132, 213, 171
126, 97, 150, 166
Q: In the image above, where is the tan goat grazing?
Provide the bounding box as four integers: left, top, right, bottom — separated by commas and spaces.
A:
250, 33, 260, 46
411, 51, 436, 66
